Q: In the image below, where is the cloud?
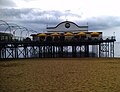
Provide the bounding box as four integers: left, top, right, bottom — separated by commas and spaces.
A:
86, 16, 120, 31
0, 0, 16, 8
22, 0, 37, 2
0, 8, 62, 31
0, 8, 120, 33
0, 8, 82, 31
0, 8, 33, 20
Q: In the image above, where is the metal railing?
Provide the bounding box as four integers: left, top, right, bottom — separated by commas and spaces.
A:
102, 36, 116, 40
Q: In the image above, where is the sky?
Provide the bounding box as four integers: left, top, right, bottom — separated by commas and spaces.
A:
0, 0, 120, 41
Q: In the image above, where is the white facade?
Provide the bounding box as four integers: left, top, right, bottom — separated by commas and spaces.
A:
47, 21, 88, 33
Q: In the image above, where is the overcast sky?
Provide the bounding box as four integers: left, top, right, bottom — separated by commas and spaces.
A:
0, 0, 120, 41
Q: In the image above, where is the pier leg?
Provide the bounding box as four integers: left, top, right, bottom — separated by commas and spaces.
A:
85, 45, 89, 57
0, 47, 2, 58
72, 46, 76, 57
15, 47, 18, 58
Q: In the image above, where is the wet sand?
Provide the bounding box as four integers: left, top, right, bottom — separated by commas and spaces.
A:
0, 58, 120, 92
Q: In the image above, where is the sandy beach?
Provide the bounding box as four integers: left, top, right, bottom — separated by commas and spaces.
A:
0, 58, 120, 92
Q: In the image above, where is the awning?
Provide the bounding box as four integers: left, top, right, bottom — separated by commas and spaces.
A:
91, 32, 100, 36
76, 32, 86, 36
51, 33, 61, 36
64, 32, 73, 36
37, 33, 47, 36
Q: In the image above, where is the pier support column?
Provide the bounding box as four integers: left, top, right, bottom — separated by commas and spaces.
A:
50, 46, 52, 58
15, 47, 18, 58
110, 42, 115, 57
72, 46, 76, 57
99, 44, 101, 57
24, 46, 29, 58
39, 46, 42, 58
85, 45, 89, 57
0, 47, 2, 58
59, 46, 62, 57
43, 46, 46, 58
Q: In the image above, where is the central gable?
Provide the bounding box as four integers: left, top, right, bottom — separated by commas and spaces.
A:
47, 21, 88, 33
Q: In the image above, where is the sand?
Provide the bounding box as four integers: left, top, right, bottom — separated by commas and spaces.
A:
0, 58, 120, 92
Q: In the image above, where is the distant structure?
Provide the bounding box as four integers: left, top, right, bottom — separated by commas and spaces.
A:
0, 21, 116, 59
0, 32, 13, 41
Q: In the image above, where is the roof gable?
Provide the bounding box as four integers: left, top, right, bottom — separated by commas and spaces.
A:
47, 21, 88, 33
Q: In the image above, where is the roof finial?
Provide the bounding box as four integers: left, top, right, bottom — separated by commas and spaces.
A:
46, 24, 48, 28
66, 18, 68, 21
65, 14, 68, 22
